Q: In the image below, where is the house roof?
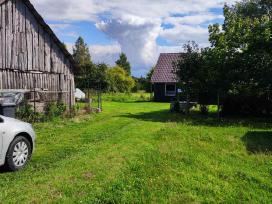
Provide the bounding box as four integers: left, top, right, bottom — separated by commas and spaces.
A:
0, 0, 77, 70
151, 53, 184, 83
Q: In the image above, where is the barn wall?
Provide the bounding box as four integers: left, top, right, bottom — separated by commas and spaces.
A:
0, 0, 75, 106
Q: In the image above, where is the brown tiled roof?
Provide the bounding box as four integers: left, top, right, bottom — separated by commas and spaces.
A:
151, 53, 184, 83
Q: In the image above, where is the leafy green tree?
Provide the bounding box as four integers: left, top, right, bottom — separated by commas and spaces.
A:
233, 0, 271, 19
75, 63, 109, 90
146, 66, 154, 81
209, 0, 272, 88
206, 0, 272, 115
115, 53, 131, 75
106, 66, 135, 92
145, 66, 155, 92
94, 63, 109, 90
173, 41, 202, 113
169, 0, 271, 115
73, 37, 92, 75
133, 67, 155, 92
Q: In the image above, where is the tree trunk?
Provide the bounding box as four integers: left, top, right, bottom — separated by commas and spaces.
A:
186, 93, 190, 115
217, 91, 220, 119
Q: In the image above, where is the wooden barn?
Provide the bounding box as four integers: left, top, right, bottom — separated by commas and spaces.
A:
0, 0, 76, 107
151, 53, 181, 102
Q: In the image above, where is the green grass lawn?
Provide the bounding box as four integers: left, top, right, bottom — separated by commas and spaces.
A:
1, 101, 272, 203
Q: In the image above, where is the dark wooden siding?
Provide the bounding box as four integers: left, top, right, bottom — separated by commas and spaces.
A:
0, 0, 75, 106
153, 83, 176, 102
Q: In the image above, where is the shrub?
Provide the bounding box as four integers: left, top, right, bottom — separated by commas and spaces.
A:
16, 104, 36, 122
172, 101, 181, 113
106, 66, 135, 93
44, 102, 67, 120
65, 104, 80, 118
221, 95, 272, 116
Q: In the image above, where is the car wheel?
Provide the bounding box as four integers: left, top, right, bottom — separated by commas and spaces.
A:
5, 136, 32, 171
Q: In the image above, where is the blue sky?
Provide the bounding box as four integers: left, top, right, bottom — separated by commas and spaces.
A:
32, 0, 233, 77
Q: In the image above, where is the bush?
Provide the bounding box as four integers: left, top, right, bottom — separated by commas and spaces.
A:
44, 102, 67, 120
171, 101, 181, 113
16, 104, 36, 122
66, 104, 80, 118
221, 95, 272, 116
16, 102, 87, 123
106, 66, 135, 93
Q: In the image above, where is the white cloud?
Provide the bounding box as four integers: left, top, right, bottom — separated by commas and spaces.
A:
164, 13, 224, 25
96, 17, 161, 68
66, 31, 79, 38
160, 24, 209, 45
32, 0, 235, 22
89, 43, 121, 65
48, 23, 79, 39
49, 23, 71, 30
158, 45, 182, 54
31, 0, 238, 76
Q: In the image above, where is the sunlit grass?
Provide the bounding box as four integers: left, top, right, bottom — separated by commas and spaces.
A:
0, 101, 272, 203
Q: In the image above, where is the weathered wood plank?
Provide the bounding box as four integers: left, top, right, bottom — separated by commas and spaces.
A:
0, 0, 75, 106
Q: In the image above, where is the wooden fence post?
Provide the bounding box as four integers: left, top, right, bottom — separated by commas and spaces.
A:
69, 79, 72, 116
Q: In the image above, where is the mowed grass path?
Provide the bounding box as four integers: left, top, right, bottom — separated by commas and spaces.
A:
1, 102, 272, 203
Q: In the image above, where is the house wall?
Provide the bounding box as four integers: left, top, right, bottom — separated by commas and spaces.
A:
153, 83, 177, 102
0, 0, 75, 106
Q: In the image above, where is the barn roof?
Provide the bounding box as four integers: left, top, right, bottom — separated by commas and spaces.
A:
151, 53, 184, 83
0, 0, 76, 70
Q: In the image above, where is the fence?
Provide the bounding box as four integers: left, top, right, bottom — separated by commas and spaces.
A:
0, 88, 72, 119
1, 88, 102, 120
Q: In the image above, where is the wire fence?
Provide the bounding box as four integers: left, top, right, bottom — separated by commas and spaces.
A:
0, 86, 102, 121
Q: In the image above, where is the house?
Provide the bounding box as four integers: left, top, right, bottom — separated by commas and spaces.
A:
151, 53, 182, 102
0, 0, 76, 107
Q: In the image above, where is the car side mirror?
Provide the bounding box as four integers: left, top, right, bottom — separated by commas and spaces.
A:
0, 117, 4, 123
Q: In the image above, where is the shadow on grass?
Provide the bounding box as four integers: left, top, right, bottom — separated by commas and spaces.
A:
118, 110, 272, 129
242, 131, 272, 154
0, 166, 10, 174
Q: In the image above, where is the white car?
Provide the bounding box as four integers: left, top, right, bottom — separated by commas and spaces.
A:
0, 115, 35, 171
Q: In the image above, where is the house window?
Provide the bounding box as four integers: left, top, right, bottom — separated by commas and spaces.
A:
165, 84, 176, 96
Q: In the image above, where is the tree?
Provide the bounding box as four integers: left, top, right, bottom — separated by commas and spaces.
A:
173, 41, 202, 113
115, 53, 131, 75
209, 0, 272, 87
146, 66, 154, 81
232, 0, 272, 19
132, 67, 155, 92
94, 63, 109, 91
75, 63, 109, 90
73, 37, 92, 75
106, 66, 135, 92
167, 0, 271, 115
145, 66, 155, 92
206, 0, 272, 115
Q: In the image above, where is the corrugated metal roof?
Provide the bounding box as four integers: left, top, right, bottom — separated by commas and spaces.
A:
151, 53, 184, 83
